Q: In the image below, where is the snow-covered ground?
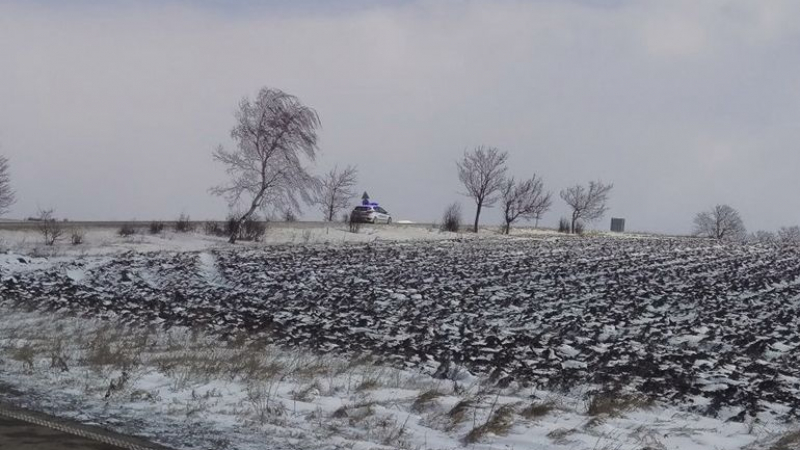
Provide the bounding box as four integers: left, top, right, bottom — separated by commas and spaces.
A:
0, 306, 793, 450
1, 225, 799, 449
0, 223, 559, 257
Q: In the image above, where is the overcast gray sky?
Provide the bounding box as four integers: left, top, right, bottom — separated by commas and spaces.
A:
2, 0, 800, 234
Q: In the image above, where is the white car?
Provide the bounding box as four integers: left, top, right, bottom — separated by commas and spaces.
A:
350, 205, 393, 224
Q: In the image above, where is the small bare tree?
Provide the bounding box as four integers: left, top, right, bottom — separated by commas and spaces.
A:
314, 165, 358, 222
500, 175, 552, 235
211, 87, 321, 243
560, 181, 613, 234
457, 146, 509, 233
0, 155, 15, 216
36, 208, 64, 246
777, 226, 800, 245
748, 230, 776, 245
693, 204, 746, 241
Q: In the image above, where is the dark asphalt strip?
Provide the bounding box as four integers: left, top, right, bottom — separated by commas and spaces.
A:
0, 403, 170, 450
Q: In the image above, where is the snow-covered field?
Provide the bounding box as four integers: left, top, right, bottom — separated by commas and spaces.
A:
0, 225, 799, 449
0, 222, 485, 257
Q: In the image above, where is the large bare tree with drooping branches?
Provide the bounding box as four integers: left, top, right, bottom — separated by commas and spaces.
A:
211, 88, 321, 242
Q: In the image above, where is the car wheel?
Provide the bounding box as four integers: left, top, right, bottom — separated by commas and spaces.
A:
387, 217, 392, 224
372, 217, 378, 224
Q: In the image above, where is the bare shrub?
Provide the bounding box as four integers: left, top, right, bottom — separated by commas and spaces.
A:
558, 217, 570, 233
36, 208, 64, 246
348, 214, 361, 234
239, 217, 267, 242
216, 215, 266, 242
574, 221, 585, 235
284, 209, 297, 223
175, 214, 193, 233
149, 221, 165, 234
70, 228, 86, 245
118, 223, 137, 237
12, 344, 36, 371
441, 203, 462, 233
203, 221, 224, 236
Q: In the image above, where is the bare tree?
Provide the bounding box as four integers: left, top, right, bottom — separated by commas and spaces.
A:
560, 181, 613, 234
499, 175, 552, 235
456, 146, 509, 233
314, 165, 358, 222
777, 226, 800, 245
211, 87, 321, 243
36, 208, 64, 246
693, 204, 746, 241
748, 230, 776, 245
0, 155, 15, 216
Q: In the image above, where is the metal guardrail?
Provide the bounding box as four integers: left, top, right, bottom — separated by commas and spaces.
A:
0, 403, 167, 450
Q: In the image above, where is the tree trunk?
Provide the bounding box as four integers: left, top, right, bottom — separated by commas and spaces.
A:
504, 221, 511, 235
230, 191, 264, 243
571, 214, 577, 235
473, 202, 482, 233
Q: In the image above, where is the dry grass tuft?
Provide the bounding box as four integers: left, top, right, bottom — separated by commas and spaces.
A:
520, 401, 555, 420
447, 397, 476, 431
11, 344, 36, 371
355, 377, 381, 392
292, 381, 323, 402
246, 383, 286, 425
332, 401, 377, 425
771, 430, 800, 450
463, 403, 517, 444
587, 392, 652, 417
547, 427, 576, 445
411, 389, 444, 413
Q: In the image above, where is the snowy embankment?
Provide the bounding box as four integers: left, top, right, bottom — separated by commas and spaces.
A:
0, 306, 788, 450
0, 227, 799, 449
